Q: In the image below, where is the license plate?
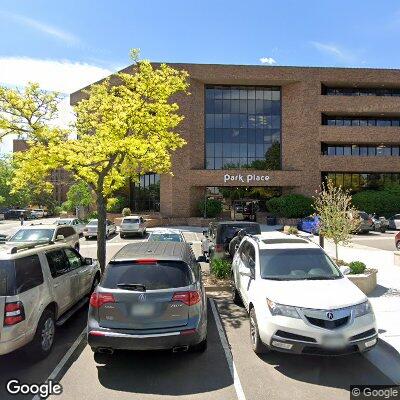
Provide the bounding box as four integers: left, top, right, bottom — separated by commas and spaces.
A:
131, 304, 155, 317
322, 335, 346, 349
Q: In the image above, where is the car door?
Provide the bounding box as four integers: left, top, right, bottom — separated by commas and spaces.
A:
64, 248, 91, 299
236, 241, 255, 308
45, 250, 76, 314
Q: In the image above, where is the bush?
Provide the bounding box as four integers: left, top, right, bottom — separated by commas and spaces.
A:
266, 194, 313, 218
352, 185, 400, 217
348, 261, 366, 275
198, 199, 223, 218
88, 211, 98, 219
283, 225, 298, 235
210, 257, 231, 279
122, 207, 132, 217
54, 206, 63, 216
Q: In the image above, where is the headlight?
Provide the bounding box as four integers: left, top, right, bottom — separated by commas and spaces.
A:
353, 301, 372, 318
267, 299, 300, 319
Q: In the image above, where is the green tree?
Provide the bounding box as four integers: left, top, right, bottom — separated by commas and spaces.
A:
66, 181, 93, 210
8, 50, 189, 271
313, 180, 359, 260
266, 194, 313, 218
264, 141, 281, 170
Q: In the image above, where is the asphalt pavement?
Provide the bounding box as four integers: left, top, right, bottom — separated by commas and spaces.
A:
0, 220, 398, 400
350, 230, 398, 251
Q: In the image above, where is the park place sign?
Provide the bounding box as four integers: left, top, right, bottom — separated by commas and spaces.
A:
224, 173, 270, 183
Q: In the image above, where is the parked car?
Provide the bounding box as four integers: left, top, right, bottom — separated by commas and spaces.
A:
231, 233, 378, 355
201, 221, 261, 260
370, 214, 388, 233
6, 224, 80, 251
83, 219, 116, 240
55, 218, 86, 236
394, 231, 400, 250
87, 242, 207, 355
0, 242, 101, 358
120, 216, 147, 238
147, 228, 186, 243
31, 209, 45, 218
297, 215, 320, 234
4, 209, 31, 220
350, 211, 373, 234
0, 212, 4, 221
388, 214, 400, 230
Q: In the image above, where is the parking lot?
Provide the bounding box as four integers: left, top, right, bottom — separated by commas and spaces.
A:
0, 219, 398, 400
350, 230, 398, 252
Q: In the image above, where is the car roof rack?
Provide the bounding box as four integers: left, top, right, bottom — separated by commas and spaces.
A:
7, 240, 54, 254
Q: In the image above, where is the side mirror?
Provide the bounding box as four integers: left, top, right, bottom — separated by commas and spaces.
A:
84, 257, 93, 265
56, 234, 65, 241
340, 266, 351, 275
197, 255, 207, 263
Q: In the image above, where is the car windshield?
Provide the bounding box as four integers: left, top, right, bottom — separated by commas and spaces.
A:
358, 212, 369, 220
87, 220, 98, 226
259, 248, 341, 281
56, 220, 71, 225
148, 233, 183, 242
9, 228, 54, 242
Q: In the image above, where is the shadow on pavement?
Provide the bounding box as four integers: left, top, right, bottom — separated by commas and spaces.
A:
96, 302, 233, 396
0, 306, 88, 400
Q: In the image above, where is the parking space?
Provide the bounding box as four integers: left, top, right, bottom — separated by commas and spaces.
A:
350, 230, 398, 251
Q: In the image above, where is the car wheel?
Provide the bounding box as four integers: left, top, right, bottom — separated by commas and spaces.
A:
232, 284, 242, 306
396, 241, 400, 251
249, 308, 269, 354
30, 309, 55, 360
190, 338, 207, 353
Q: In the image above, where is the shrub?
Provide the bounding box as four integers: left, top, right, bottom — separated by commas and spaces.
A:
348, 261, 367, 275
107, 196, 128, 213
122, 207, 132, 217
88, 211, 98, 219
266, 194, 313, 218
54, 206, 63, 216
284, 225, 298, 235
333, 258, 348, 266
352, 185, 400, 217
198, 198, 223, 218
210, 257, 231, 279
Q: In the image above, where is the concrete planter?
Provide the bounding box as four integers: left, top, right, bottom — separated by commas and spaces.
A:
347, 269, 377, 295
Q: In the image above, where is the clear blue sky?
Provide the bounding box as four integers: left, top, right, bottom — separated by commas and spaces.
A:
1, 0, 399, 153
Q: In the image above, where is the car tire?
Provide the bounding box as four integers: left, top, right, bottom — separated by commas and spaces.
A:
249, 308, 269, 354
190, 338, 207, 353
232, 284, 242, 306
29, 309, 56, 360
396, 241, 400, 251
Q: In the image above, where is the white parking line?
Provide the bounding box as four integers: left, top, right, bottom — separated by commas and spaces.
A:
209, 298, 246, 400
32, 327, 87, 400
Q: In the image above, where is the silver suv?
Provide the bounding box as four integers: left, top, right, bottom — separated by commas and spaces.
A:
88, 242, 207, 355
7, 224, 80, 251
0, 242, 101, 359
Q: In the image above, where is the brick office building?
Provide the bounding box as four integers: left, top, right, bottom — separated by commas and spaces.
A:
71, 64, 400, 218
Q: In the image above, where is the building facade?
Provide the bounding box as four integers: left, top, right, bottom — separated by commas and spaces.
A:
71, 64, 400, 218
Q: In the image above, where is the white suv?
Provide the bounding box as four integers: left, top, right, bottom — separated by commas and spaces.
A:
0, 242, 101, 359
231, 233, 378, 356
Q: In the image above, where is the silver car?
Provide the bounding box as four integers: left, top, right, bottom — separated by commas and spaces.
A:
0, 242, 101, 358
120, 216, 146, 238
147, 228, 186, 243
87, 242, 207, 355
55, 218, 86, 236
6, 224, 80, 251
83, 219, 117, 240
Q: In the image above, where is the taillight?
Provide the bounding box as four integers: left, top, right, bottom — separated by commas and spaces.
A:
135, 259, 157, 264
215, 244, 224, 252
4, 301, 25, 326
172, 291, 201, 306
90, 293, 115, 308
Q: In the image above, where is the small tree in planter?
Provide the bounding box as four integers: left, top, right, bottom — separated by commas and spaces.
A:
313, 180, 359, 260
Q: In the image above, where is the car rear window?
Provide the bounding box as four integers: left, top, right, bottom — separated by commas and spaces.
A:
101, 261, 193, 290
123, 218, 140, 223
9, 228, 55, 242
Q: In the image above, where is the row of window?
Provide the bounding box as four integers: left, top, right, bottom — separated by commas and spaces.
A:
206, 86, 280, 100
323, 87, 400, 97
322, 145, 400, 156
205, 99, 280, 115
206, 157, 267, 170
206, 142, 272, 159
324, 173, 400, 190
323, 116, 400, 126
206, 129, 280, 144
205, 114, 281, 129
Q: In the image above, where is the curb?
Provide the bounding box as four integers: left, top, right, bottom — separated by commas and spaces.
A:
205, 285, 232, 293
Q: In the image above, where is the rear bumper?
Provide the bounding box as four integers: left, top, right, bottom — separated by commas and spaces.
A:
87, 327, 205, 351
0, 332, 32, 356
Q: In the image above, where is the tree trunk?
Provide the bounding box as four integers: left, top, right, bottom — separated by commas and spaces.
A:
335, 241, 339, 261
96, 191, 107, 273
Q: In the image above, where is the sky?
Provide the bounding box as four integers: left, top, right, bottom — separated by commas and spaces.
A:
1, 0, 400, 152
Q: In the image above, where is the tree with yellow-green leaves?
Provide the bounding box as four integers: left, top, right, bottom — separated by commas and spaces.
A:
1, 50, 189, 271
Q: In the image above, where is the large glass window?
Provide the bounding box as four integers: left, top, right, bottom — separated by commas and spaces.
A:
130, 173, 160, 212
205, 85, 281, 169
323, 173, 400, 191
322, 115, 400, 126
321, 143, 400, 156
323, 86, 400, 97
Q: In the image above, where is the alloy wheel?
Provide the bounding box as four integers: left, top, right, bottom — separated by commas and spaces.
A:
41, 317, 55, 352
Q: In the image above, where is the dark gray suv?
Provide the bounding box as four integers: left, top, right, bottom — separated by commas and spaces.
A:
87, 242, 207, 355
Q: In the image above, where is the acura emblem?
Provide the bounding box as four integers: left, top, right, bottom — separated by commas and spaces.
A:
326, 311, 334, 320
138, 293, 147, 302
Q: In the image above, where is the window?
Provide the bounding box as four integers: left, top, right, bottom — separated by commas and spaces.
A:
322, 115, 400, 126
14, 255, 44, 293
322, 144, 400, 157
46, 250, 70, 278
323, 87, 400, 97
64, 249, 82, 270
323, 173, 400, 191
9, 228, 55, 242
205, 85, 281, 169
